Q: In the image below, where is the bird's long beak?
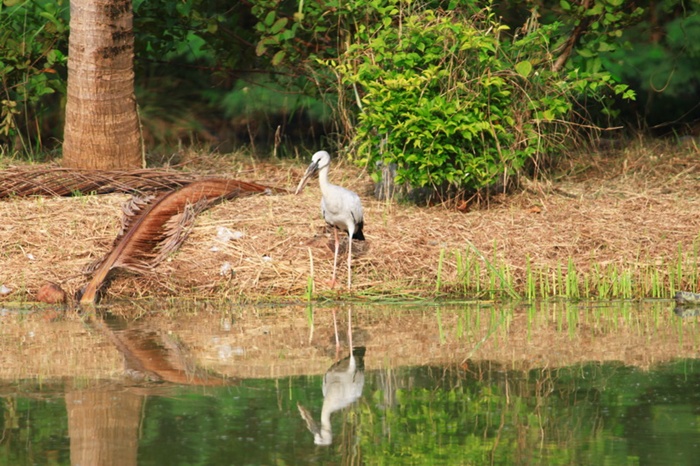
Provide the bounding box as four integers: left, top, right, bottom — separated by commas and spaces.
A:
295, 161, 319, 195
297, 403, 320, 435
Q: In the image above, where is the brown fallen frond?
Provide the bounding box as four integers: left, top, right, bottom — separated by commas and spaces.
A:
79, 178, 277, 304
0, 166, 199, 199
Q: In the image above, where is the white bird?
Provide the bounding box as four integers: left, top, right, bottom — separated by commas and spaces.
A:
298, 308, 365, 446
295, 150, 365, 289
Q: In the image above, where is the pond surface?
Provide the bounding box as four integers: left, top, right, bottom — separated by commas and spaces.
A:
0, 300, 699, 465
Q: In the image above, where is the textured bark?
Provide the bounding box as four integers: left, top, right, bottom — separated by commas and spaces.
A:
63, 0, 142, 169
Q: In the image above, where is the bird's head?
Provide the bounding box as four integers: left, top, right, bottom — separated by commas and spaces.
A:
297, 402, 333, 446
295, 150, 331, 195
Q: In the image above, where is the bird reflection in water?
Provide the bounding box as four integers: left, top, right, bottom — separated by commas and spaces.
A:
298, 307, 365, 446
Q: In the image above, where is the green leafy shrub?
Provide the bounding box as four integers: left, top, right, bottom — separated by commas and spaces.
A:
0, 0, 68, 156
333, 5, 634, 197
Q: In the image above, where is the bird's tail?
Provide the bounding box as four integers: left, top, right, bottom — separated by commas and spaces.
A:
353, 221, 365, 241
352, 346, 366, 370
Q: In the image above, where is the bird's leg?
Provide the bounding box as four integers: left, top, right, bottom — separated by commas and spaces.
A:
330, 227, 340, 288
347, 307, 353, 351
332, 308, 340, 357
347, 234, 353, 289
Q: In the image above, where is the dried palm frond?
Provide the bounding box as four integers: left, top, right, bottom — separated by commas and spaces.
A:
79, 178, 278, 304
0, 166, 199, 199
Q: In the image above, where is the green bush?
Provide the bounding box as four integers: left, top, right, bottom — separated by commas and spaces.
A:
333, 5, 634, 196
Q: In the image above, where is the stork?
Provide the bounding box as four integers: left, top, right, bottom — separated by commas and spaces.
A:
295, 150, 365, 289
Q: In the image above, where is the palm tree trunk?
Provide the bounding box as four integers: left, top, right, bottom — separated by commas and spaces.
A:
63, 0, 142, 169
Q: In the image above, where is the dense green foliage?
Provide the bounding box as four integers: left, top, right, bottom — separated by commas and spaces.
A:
0, 0, 68, 157
251, 0, 638, 195
1, 0, 697, 187
339, 7, 633, 193
601, 0, 700, 128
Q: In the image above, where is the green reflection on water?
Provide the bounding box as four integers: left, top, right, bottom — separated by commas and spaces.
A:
1, 360, 700, 465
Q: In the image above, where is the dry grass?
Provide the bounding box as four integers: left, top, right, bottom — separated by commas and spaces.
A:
1, 139, 700, 303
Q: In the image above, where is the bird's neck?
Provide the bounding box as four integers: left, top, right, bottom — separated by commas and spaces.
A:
318, 165, 332, 194
317, 407, 333, 444
320, 406, 332, 426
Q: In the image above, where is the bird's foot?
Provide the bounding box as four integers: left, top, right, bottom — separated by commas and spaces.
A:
324, 278, 337, 288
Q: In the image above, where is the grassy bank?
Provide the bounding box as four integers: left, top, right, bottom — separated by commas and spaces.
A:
1, 139, 699, 304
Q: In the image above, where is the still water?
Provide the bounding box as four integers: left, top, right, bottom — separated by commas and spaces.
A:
0, 300, 699, 465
